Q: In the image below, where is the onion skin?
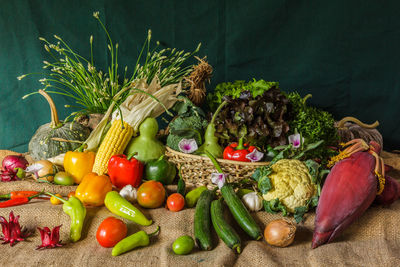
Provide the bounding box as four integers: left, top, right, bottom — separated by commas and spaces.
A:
264, 219, 296, 247
1, 155, 29, 182
35, 160, 56, 182
2, 155, 29, 171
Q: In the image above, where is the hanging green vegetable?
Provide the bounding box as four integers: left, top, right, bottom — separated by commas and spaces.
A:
197, 101, 227, 158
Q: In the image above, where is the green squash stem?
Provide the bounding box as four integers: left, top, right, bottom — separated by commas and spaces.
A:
38, 89, 63, 129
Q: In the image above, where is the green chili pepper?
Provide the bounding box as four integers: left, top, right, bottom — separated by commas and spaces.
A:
104, 191, 152, 226
46, 192, 86, 242
198, 101, 227, 158
112, 226, 160, 256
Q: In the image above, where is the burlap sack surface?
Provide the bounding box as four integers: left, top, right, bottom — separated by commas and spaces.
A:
1, 150, 400, 266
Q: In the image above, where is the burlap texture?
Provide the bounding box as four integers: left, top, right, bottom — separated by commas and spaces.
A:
1, 150, 400, 266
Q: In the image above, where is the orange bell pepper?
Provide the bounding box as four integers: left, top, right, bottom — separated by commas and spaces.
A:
64, 150, 96, 184
75, 172, 112, 206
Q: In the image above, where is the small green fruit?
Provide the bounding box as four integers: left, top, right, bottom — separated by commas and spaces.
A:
54, 171, 75, 186
172, 235, 194, 255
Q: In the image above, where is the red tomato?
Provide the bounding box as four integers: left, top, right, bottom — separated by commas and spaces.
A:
167, 193, 185, 212
67, 191, 75, 198
96, 217, 127, 248
137, 180, 166, 208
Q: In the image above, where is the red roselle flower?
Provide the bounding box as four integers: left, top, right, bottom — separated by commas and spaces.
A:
0, 211, 31, 246
1, 169, 17, 182
36, 225, 63, 249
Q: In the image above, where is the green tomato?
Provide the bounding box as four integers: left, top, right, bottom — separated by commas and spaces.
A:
172, 235, 194, 255
54, 171, 75, 186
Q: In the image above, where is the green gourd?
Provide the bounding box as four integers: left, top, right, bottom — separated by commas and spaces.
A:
198, 101, 227, 158
124, 117, 165, 163
28, 90, 90, 160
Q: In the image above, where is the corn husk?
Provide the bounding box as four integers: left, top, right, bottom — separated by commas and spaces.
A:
112, 76, 181, 132
83, 76, 180, 152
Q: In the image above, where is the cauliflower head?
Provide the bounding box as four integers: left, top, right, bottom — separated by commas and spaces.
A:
263, 159, 317, 213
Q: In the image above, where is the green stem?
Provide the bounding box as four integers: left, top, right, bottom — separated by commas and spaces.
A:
211, 100, 227, 125
45, 192, 67, 203
302, 94, 312, 104
28, 192, 44, 200
127, 152, 137, 161
236, 137, 245, 150
204, 150, 223, 173
148, 226, 160, 237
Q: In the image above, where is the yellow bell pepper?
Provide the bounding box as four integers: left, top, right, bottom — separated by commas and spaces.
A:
64, 150, 96, 184
75, 172, 113, 206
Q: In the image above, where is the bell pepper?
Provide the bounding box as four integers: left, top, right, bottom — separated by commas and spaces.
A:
75, 172, 112, 206
223, 138, 256, 162
108, 154, 144, 189
45, 193, 86, 242
64, 149, 96, 184
145, 155, 176, 185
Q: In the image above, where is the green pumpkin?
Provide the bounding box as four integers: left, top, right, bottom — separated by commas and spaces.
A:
28, 90, 90, 160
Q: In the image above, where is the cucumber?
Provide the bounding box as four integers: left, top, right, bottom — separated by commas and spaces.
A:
194, 189, 215, 250
211, 198, 241, 253
220, 184, 263, 240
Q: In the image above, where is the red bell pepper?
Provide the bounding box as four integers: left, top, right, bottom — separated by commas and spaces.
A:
108, 154, 144, 189
223, 138, 256, 162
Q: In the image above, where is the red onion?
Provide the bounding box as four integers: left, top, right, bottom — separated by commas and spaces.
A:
2, 155, 29, 172
1, 155, 28, 182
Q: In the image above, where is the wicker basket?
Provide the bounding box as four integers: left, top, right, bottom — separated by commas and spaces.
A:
165, 146, 270, 189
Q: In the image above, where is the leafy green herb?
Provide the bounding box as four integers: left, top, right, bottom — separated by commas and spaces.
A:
263, 199, 288, 216
286, 92, 338, 163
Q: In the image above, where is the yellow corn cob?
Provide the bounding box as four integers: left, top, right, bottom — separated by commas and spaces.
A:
92, 119, 134, 175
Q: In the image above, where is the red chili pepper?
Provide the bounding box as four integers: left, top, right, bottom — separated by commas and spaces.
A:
0, 191, 39, 199
107, 153, 144, 189
0, 192, 43, 208
223, 138, 256, 162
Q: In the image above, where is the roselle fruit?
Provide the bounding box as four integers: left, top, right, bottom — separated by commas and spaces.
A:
0, 211, 30, 246
36, 225, 63, 249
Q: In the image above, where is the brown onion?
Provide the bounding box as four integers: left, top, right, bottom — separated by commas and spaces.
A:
264, 219, 296, 247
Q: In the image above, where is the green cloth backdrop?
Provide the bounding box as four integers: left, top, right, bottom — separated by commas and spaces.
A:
1, 0, 400, 152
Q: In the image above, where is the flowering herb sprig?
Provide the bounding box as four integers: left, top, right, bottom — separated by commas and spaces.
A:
20, 11, 200, 121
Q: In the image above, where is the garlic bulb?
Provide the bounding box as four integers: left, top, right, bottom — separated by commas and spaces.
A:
242, 192, 263, 212
119, 185, 137, 202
